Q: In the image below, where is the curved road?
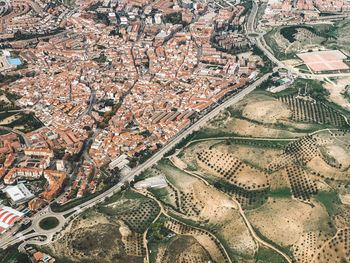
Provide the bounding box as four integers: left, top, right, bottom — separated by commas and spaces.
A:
0, 0, 294, 253
169, 154, 292, 263
0, 125, 30, 147
0, 70, 274, 250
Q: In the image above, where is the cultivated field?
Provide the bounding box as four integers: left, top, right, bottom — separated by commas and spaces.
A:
43, 86, 350, 263
156, 89, 350, 262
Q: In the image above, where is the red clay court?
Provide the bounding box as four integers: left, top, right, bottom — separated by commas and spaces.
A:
297, 50, 349, 72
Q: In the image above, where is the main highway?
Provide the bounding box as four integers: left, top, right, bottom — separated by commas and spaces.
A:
0, 0, 280, 250
3, 0, 350, 256
0, 70, 274, 250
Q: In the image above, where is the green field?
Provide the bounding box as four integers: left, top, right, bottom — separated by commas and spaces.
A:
39, 217, 59, 230
255, 246, 288, 263
316, 191, 342, 216
269, 187, 292, 198
0, 244, 29, 263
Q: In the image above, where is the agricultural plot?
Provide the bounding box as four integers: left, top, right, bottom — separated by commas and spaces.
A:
145, 160, 257, 260
153, 160, 208, 218
147, 215, 229, 263
201, 90, 335, 140
279, 96, 348, 128
164, 218, 230, 263
148, 168, 205, 217
149, 89, 350, 263
246, 197, 334, 248
314, 228, 350, 263
284, 166, 318, 202
156, 235, 212, 263
122, 232, 144, 257
293, 231, 333, 263
268, 136, 320, 172
197, 149, 269, 191
98, 191, 160, 233
196, 148, 270, 208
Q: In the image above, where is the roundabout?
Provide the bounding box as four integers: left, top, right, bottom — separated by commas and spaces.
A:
38, 216, 60, 231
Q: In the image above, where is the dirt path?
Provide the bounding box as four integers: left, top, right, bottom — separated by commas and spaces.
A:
310, 227, 350, 263
133, 188, 233, 263
168, 157, 209, 186
181, 128, 346, 150
169, 158, 293, 263
183, 136, 298, 149
131, 188, 164, 263
231, 197, 292, 263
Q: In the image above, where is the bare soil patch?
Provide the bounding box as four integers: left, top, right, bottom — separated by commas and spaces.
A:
242, 99, 291, 124
246, 198, 333, 247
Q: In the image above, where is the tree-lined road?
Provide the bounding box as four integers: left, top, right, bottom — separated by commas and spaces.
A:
0, 0, 290, 254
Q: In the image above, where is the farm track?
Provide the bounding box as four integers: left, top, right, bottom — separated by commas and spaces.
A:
231, 197, 293, 263
131, 188, 163, 263
310, 227, 350, 263
168, 156, 292, 263
183, 136, 298, 148
133, 188, 233, 263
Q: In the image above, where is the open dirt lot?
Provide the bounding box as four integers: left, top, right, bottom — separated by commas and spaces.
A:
323, 77, 350, 111
156, 235, 212, 263
246, 198, 334, 247
242, 99, 291, 124
47, 210, 143, 263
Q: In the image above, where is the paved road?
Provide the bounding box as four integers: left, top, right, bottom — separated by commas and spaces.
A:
76, 84, 96, 121
0, 0, 277, 250
247, 0, 350, 80
0, 125, 30, 147
0, 71, 274, 250
0, 0, 293, 251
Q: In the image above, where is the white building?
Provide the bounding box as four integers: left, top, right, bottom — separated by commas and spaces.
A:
4, 184, 34, 205
134, 176, 167, 190
109, 154, 129, 170
155, 13, 162, 24
56, 160, 65, 171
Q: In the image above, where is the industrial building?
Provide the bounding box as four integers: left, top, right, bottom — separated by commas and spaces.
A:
0, 206, 24, 234
4, 183, 34, 205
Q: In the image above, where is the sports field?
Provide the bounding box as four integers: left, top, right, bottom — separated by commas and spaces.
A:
297, 50, 349, 72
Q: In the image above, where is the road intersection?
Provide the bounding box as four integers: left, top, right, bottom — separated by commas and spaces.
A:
1, 0, 345, 255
